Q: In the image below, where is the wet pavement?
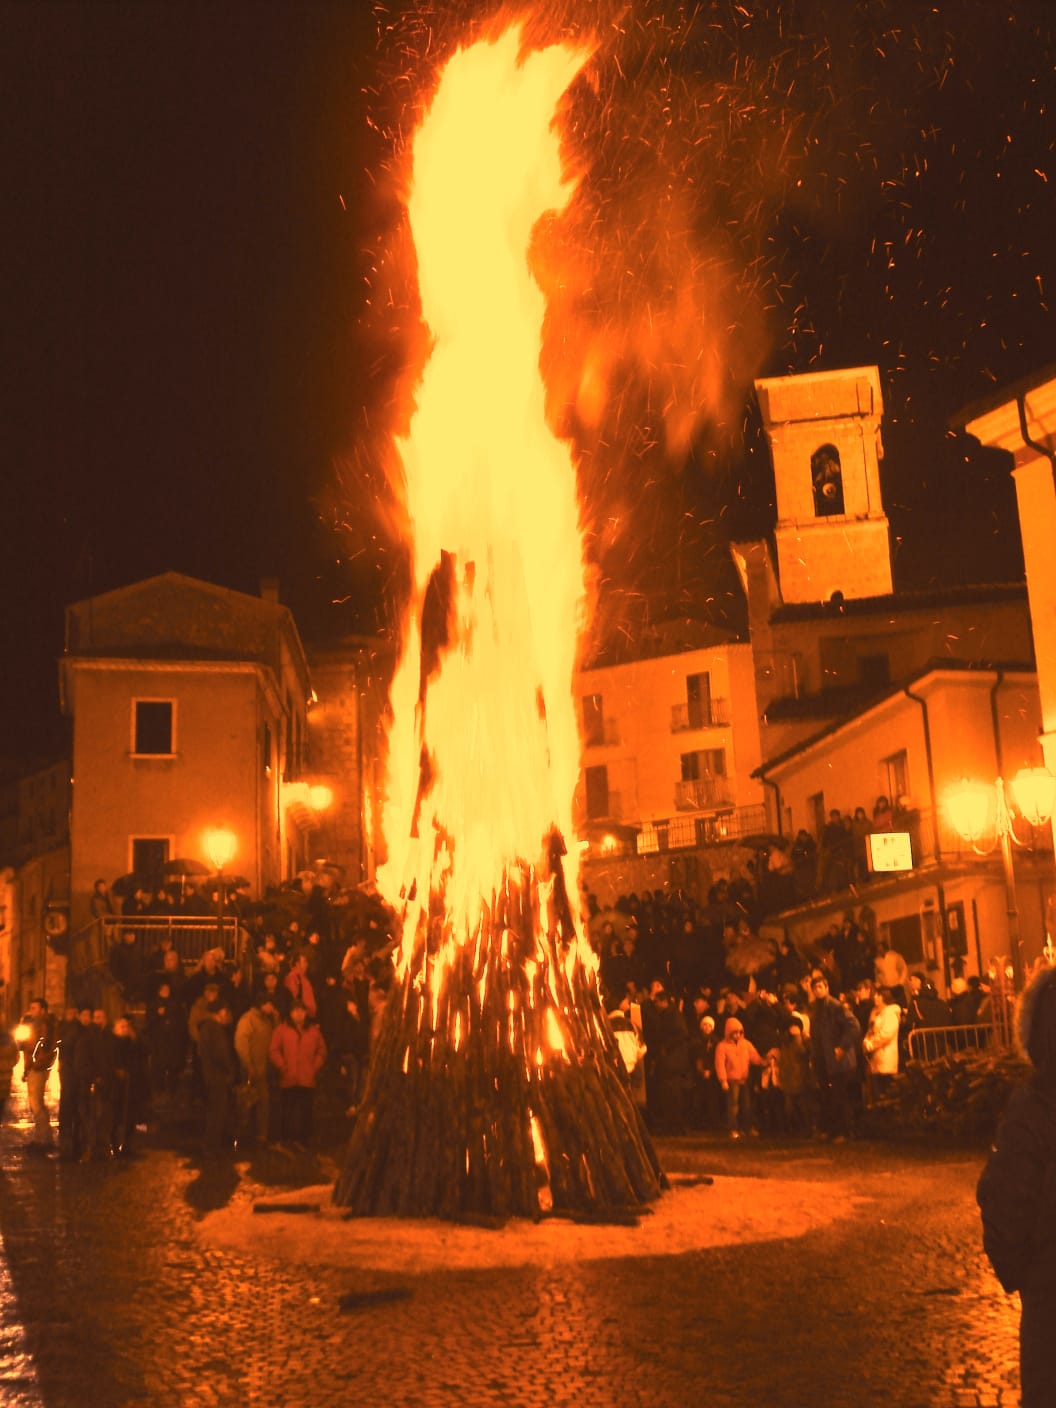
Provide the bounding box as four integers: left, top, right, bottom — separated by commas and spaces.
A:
0, 1078, 1024, 1408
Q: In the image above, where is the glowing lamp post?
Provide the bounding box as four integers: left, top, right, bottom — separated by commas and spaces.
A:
203, 826, 237, 954
946, 769, 1056, 990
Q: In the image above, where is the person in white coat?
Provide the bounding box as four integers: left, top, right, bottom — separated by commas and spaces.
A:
863, 986, 901, 1098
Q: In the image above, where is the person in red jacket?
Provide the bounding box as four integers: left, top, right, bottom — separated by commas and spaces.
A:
283, 952, 317, 1019
268, 999, 327, 1147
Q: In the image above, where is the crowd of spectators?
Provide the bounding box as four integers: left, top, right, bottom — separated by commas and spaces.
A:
65, 878, 400, 1160
49, 857, 992, 1159
760, 794, 916, 910
593, 886, 993, 1140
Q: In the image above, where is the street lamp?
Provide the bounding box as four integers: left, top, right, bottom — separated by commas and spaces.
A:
308, 784, 333, 812
946, 769, 1056, 990
203, 826, 237, 955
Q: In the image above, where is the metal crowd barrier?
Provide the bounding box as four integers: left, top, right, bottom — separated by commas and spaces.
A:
905, 1023, 994, 1063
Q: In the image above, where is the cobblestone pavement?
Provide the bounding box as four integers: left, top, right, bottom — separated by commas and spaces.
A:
0, 1080, 1024, 1408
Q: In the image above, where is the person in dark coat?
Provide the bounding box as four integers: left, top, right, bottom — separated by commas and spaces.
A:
0, 1024, 19, 1130
110, 1016, 149, 1155
255, 969, 291, 1023
198, 1002, 237, 1156
72, 1009, 117, 1161
57, 1006, 89, 1159
808, 968, 861, 1140
109, 928, 148, 1004
641, 988, 691, 1134
143, 982, 188, 1098
331, 993, 370, 1115
978, 963, 1056, 1408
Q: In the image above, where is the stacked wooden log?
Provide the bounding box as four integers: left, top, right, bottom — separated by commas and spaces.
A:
333, 844, 662, 1220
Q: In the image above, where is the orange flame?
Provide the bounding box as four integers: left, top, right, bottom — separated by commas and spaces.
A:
380, 26, 593, 974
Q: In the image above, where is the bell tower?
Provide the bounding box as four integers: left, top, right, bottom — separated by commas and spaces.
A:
755, 366, 893, 604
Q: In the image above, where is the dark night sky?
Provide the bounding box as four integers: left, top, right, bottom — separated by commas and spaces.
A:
2, 1, 1055, 765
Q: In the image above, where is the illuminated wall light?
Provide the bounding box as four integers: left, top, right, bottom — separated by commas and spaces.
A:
308, 784, 333, 811
203, 826, 237, 871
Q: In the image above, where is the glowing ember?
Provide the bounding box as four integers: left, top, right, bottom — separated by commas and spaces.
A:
335, 22, 661, 1221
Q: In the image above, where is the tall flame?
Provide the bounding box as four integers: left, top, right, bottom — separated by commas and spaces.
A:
381, 26, 591, 950
335, 23, 663, 1220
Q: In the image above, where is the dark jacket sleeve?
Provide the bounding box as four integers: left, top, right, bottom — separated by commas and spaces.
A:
977, 1083, 1056, 1294
198, 1021, 236, 1086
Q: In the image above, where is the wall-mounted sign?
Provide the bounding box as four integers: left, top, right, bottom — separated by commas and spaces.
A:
867, 831, 913, 873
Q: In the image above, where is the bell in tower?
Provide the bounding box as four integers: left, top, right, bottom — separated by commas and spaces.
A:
755, 366, 893, 604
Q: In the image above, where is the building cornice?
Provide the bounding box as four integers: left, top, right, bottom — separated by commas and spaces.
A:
62, 656, 284, 718
757, 663, 1037, 780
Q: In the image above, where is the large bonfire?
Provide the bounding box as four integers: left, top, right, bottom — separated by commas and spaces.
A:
333, 23, 661, 1220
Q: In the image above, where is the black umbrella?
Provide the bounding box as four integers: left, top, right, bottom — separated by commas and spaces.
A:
111, 873, 151, 898
245, 892, 309, 931
738, 833, 791, 851
202, 874, 251, 895
162, 858, 210, 878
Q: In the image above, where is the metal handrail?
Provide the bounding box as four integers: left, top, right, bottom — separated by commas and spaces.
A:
100, 914, 243, 966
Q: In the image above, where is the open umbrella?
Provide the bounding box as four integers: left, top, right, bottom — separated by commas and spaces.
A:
111, 873, 151, 898
201, 875, 251, 901
245, 891, 309, 932
162, 858, 210, 879
738, 833, 790, 852
162, 858, 211, 900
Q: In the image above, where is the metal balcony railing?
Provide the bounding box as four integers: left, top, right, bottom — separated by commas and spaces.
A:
674, 777, 732, 811
635, 803, 769, 857
670, 698, 730, 732
100, 914, 244, 966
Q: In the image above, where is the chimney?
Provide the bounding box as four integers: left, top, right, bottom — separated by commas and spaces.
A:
260, 577, 280, 605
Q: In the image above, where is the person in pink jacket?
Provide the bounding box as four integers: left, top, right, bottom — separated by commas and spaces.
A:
714, 1015, 766, 1139
269, 1000, 327, 1147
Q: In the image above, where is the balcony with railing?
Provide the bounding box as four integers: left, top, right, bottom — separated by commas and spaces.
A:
674, 777, 733, 811
670, 698, 730, 732
67, 914, 246, 993
636, 803, 768, 856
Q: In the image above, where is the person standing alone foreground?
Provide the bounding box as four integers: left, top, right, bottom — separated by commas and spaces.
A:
978, 963, 1056, 1408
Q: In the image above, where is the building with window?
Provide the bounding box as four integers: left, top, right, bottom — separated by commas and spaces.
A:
742, 366, 1047, 988
575, 625, 765, 899
60, 573, 316, 938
